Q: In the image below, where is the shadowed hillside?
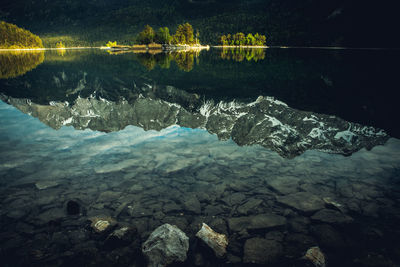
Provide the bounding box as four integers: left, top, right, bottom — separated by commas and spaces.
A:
0, 0, 398, 47
0, 21, 43, 49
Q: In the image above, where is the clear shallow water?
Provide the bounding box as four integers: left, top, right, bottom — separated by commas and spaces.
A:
0, 49, 400, 266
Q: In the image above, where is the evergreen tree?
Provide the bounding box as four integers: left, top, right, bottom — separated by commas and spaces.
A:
137, 25, 155, 45
156, 27, 171, 44
172, 23, 194, 45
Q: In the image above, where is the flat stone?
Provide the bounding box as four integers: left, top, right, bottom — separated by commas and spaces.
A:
237, 198, 263, 215
35, 180, 59, 190
311, 209, 353, 224
127, 204, 154, 218
97, 191, 121, 202
183, 196, 201, 214
204, 205, 225, 216
163, 202, 182, 213
228, 214, 286, 232
276, 192, 324, 214
221, 193, 246, 206
310, 224, 345, 249
36, 208, 65, 223
268, 176, 300, 195
243, 238, 282, 264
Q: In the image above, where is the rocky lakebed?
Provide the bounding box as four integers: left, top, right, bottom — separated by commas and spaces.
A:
1, 97, 400, 266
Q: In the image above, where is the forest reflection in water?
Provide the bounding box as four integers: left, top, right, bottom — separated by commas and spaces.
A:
109, 47, 266, 72
0, 50, 44, 79
220, 47, 266, 62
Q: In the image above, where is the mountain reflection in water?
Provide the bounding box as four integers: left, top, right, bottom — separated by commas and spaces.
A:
0, 83, 388, 158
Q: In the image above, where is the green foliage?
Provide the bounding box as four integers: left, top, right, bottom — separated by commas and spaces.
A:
137, 25, 156, 45
106, 41, 117, 47
0, 21, 43, 49
56, 41, 65, 48
219, 32, 266, 46
155, 27, 171, 44
135, 51, 198, 72
172, 23, 194, 45
220, 48, 265, 62
0, 51, 45, 79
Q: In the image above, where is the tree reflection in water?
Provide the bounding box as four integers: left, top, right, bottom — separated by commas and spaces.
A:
220, 47, 265, 62
0, 51, 45, 79
135, 51, 198, 72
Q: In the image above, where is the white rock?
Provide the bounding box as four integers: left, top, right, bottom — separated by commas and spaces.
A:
196, 223, 228, 257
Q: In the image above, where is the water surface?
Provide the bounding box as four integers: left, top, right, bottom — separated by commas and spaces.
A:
0, 48, 399, 266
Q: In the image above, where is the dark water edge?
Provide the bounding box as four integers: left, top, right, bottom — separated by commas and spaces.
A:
1, 101, 400, 267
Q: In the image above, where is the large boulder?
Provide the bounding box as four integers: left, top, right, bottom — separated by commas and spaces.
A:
142, 224, 189, 267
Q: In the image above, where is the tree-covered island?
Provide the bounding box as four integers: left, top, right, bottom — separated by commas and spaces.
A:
105, 23, 207, 51
219, 32, 267, 47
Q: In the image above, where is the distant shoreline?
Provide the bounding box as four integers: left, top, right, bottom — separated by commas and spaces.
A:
0, 47, 96, 51
213, 45, 269, 48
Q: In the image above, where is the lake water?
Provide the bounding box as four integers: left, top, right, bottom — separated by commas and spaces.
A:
0, 48, 399, 266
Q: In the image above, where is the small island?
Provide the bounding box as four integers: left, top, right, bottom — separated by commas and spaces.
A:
218, 32, 267, 47
0, 21, 43, 49
103, 23, 209, 52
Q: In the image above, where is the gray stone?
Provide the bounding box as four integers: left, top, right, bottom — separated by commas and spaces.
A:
243, 238, 282, 264
127, 204, 154, 218
163, 202, 182, 213
268, 176, 300, 195
35, 180, 59, 190
97, 191, 121, 202
310, 224, 345, 249
237, 198, 263, 215
105, 226, 137, 249
183, 196, 201, 214
221, 192, 246, 206
265, 231, 285, 242
228, 214, 286, 232
276, 192, 324, 214
311, 209, 353, 224
204, 205, 225, 216
142, 224, 189, 267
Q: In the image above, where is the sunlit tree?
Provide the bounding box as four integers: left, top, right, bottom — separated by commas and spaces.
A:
137, 25, 155, 44
156, 27, 171, 44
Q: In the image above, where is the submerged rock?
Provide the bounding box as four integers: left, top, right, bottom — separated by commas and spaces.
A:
276, 192, 325, 214
142, 223, 189, 267
243, 237, 283, 264
228, 214, 287, 232
35, 180, 58, 190
66, 200, 81, 215
303, 246, 326, 267
104, 226, 137, 250
311, 209, 353, 224
89, 216, 116, 233
196, 223, 228, 257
